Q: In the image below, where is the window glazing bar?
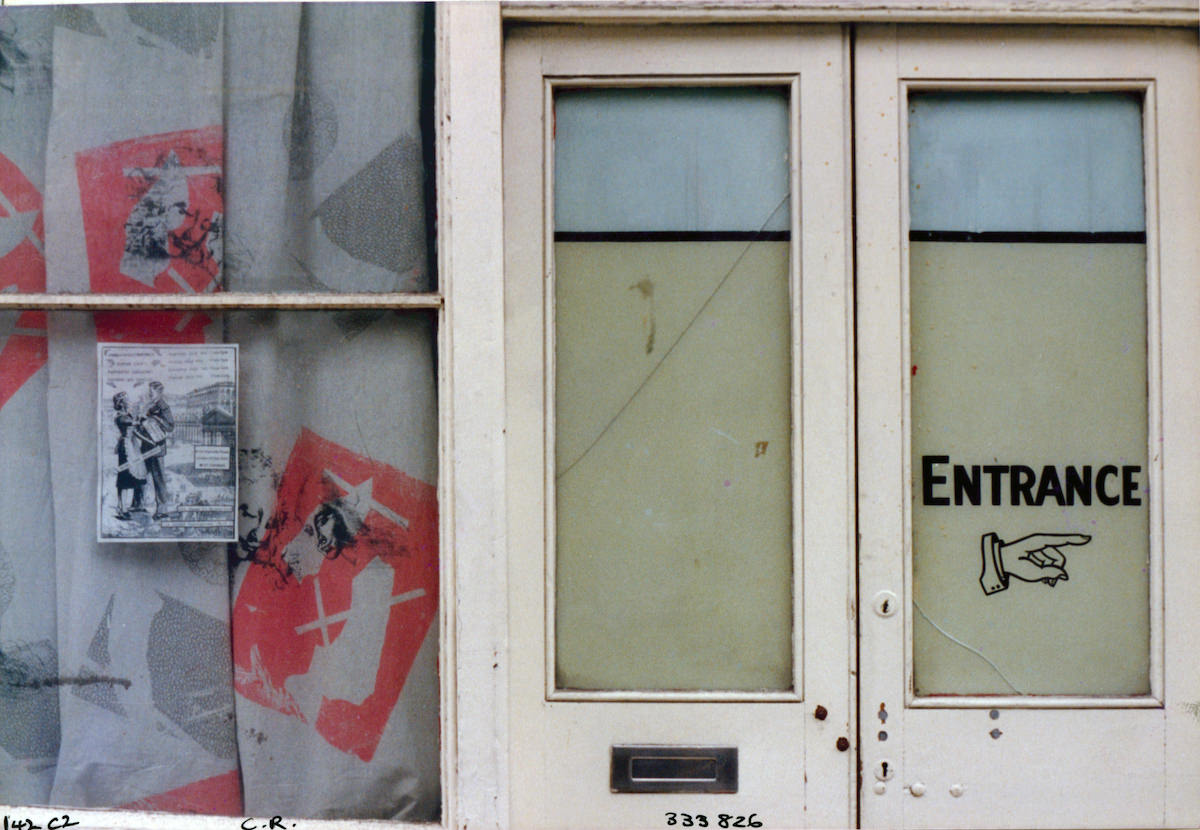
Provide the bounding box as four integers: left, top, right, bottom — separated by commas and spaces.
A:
0, 292, 443, 311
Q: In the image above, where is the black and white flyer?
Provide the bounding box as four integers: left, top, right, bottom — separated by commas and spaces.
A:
98, 343, 238, 542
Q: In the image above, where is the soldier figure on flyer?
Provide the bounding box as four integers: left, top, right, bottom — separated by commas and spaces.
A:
135, 380, 174, 520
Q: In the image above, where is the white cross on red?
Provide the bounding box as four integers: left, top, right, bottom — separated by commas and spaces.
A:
0, 184, 43, 259
292, 473, 417, 644
323, 470, 411, 530
0, 285, 47, 349
294, 577, 426, 646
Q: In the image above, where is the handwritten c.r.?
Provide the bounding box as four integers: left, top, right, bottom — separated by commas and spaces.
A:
241, 818, 295, 830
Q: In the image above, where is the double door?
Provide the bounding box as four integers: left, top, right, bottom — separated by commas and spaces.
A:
503, 22, 1200, 829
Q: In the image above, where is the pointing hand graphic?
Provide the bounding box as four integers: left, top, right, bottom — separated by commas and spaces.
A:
980, 532, 1092, 595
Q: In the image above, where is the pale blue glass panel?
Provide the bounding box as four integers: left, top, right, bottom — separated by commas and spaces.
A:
554, 87, 790, 233
909, 92, 1144, 233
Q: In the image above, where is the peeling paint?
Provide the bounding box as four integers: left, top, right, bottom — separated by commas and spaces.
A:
1181, 701, 1200, 724
628, 277, 655, 354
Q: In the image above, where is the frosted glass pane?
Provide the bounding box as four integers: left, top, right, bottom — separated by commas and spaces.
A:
910, 243, 1149, 695
555, 87, 790, 233
553, 87, 793, 692
909, 92, 1144, 233
909, 92, 1150, 697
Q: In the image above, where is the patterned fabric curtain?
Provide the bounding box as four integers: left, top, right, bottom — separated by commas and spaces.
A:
0, 5, 439, 820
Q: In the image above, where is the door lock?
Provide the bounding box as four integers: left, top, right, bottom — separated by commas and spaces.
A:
872, 590, 898, 617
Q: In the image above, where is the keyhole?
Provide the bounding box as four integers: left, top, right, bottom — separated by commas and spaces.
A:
873, 591, 898, 618
881, 761, 889, 778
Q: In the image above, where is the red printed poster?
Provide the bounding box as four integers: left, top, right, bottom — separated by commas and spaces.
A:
0, 152, 47, 409
75, 127, 223, 343
232, 429, 438, 762
119, 770, 243, 816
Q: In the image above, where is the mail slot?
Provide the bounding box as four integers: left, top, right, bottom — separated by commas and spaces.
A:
610, 746, 737, 793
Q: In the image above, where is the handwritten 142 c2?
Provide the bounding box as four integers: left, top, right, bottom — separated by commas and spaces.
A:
665, 813, 762, 828
2, 816, 79, 830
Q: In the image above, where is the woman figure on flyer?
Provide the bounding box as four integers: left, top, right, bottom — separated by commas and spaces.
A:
113, 391, 147, 520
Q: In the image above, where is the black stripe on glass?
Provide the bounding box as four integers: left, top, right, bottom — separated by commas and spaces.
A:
555, 230, 790, 243
910, 230, 1146, 244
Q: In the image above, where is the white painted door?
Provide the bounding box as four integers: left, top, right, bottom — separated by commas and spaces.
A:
856, 25, 1200, 829
504, 24, 855, 830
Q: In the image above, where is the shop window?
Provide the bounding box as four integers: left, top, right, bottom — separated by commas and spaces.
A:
0, 4, 441, 826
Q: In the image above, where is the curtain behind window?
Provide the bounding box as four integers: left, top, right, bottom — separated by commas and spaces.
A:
0, 5, 438, 820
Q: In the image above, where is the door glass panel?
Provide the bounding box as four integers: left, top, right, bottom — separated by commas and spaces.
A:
908, 92, 1150, 696
552, 87, 793, 691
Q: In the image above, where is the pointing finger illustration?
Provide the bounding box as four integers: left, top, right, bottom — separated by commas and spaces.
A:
980, 532, 1091, 595
1012, 533, 1091, 550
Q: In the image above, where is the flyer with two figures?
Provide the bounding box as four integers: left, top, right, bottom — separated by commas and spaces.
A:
98, 344, 238, 542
